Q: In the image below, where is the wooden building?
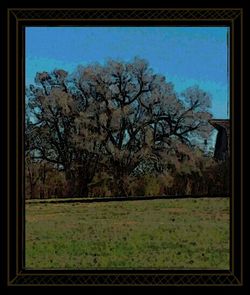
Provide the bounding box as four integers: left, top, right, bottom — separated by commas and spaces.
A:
209, 119, 230, 161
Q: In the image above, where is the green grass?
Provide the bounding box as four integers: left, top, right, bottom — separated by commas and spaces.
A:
25, 198, 230, 269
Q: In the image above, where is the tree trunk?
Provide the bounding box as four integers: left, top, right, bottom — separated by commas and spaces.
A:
116, 178, 127, 197
76, 179, 89, 198
40, 188, 45, 199
28, 166, 35, 199
114, 168, 128, 197
39, 163, 46, 199
65, 169, 76, 197
30, 183, 35, 199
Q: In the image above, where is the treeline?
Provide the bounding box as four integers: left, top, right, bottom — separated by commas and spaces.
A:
25, 58, 229, 199
25, 153, 229, 199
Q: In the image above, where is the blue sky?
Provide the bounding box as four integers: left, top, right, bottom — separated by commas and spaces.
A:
26, 26, 229, 119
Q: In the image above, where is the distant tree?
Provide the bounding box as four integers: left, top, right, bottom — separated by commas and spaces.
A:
25, 155, 40, 199
26, 70, 99, 197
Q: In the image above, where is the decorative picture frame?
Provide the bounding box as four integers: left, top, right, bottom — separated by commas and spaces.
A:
4, 7, 243, 286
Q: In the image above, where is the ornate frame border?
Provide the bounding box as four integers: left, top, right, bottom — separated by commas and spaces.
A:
4, 8, 243, 286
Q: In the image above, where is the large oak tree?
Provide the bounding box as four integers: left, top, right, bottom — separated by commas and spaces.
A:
26, 58, 212, 197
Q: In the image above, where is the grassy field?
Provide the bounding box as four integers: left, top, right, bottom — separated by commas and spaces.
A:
25, 198, 230, 269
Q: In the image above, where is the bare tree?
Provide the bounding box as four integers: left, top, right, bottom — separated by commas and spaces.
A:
26, 70, 99, 197
26, 58, 213, 198
71, 58, 212, 195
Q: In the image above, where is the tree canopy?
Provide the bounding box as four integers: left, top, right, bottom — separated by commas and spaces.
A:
25, 58, 217, 198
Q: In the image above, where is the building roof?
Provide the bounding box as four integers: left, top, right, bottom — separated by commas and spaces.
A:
209, 119, 230, 130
